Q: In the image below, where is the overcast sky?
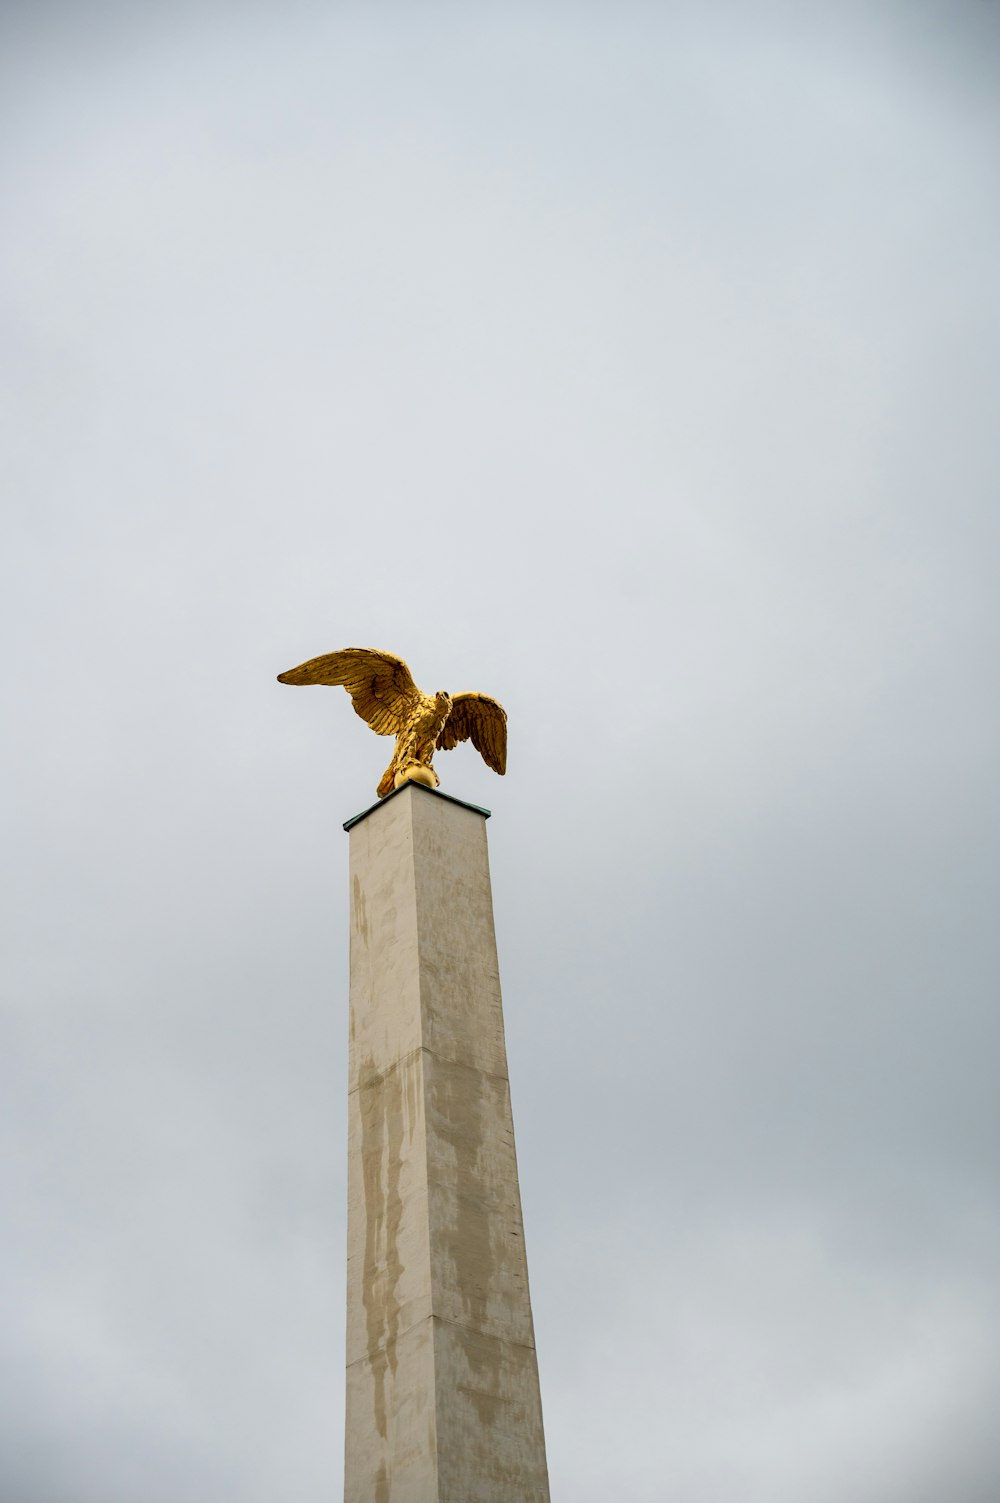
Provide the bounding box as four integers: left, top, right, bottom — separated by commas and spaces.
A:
2, 2, 999, 1499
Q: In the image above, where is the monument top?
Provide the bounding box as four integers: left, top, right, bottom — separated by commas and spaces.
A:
277, 644, 507, 801
342, 778, 492, 833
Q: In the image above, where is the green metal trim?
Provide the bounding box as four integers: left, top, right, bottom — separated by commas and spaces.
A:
343, 780, 492, 832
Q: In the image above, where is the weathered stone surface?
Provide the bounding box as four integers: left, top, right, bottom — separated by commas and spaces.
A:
345, 785, 549, 1503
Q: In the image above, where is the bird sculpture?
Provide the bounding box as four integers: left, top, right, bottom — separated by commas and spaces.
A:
277, 647, 507, 799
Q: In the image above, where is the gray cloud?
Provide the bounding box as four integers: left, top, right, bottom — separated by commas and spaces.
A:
2, 3, 999, 1499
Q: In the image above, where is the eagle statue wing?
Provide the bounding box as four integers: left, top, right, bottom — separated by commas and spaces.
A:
277, 647, 423, 736
437, 692, 507, 775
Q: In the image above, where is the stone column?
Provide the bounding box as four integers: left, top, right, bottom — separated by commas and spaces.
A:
344, 782, 550, 1503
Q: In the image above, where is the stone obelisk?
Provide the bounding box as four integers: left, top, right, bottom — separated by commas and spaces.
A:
343, 780, 549, 1503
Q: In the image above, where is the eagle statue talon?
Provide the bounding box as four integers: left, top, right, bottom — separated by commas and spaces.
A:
277, 647, 507, 799
394, 762, 439, 792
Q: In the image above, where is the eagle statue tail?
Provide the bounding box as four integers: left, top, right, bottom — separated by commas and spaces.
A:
376, 761, 396, 799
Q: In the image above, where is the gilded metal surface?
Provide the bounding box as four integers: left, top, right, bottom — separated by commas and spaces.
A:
277, 647, 507, 798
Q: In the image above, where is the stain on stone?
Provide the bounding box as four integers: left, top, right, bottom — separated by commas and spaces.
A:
353, 874, 370, 946
431, 1058, 505, 1431
351, 875, 369, 1048
374, 1459, 389, 1503
358, 1053, 408, 1448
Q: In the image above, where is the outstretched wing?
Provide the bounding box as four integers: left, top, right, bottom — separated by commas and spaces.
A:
437, 692, 507, 775
277, 648, 423, 736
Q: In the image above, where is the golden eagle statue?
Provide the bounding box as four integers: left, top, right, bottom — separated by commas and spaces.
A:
277, 647, 507, 799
